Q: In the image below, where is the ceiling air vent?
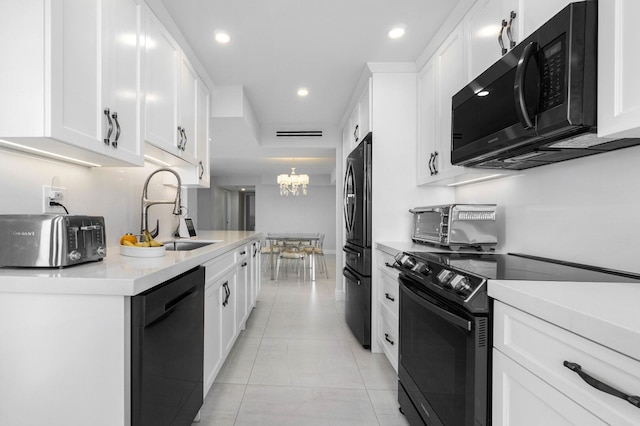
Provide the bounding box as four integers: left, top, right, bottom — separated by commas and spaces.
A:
276, 130, 323, 138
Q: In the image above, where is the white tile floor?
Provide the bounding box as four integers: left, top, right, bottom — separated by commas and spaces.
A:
194, 254, 410, 426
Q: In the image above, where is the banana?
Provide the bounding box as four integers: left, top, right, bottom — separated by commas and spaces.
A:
121, 240, 135, 247
144, 230, 164, 247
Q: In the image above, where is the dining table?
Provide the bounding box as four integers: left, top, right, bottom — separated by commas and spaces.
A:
264, 233, 321, 281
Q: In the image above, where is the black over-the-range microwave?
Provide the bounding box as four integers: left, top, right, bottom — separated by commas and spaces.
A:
451, 1, 640, 170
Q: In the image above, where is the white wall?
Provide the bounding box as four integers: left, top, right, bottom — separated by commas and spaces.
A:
255, 183, 336, 251
456, 145, 640, 274
0, 148, 186, 246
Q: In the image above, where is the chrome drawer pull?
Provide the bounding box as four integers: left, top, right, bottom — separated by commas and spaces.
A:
564, 361, 640, 409
385, 293, 395, 302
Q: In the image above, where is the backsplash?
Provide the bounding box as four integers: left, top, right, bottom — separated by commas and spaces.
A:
0, 148, 189, 247
455, 145, 640, 273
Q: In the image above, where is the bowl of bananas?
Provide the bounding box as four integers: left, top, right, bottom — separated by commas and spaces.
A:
119, 231, 166, 258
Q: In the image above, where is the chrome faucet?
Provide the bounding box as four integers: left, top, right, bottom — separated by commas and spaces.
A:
141, 167, 182, 238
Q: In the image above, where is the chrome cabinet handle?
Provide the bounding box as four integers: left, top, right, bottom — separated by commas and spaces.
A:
506, 11, 517, 49
111, 112, 120, 148
514, 41, 537, 130
354, 124, 359, 143
499, 19, 508, 55
177, 126, 184, 150
384, 333, 394, 345
385, 293, 395, 302
564, 361, 640, 409
432, 151, 439, 175
428, 153, 434, 175
198, 161, 204, 179
104, 108, 113, 145
180, 127, 187, 151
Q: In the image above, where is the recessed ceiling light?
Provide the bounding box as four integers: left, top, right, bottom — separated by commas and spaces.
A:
388, 26, 406, 39
297, 88, 309, 97
214, 31, 231, 44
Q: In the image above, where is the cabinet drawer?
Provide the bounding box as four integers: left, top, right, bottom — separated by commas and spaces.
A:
378, 303, 399, 372
204, 250, 236, 285
377, 251, 398, 276
495, 301, 640, 425
379, 271, 399, 318
493, 349, 607, 425
236, 245, 249, 260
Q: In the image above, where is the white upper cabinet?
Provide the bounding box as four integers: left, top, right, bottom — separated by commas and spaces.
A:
416, 24, 469, 185
345, 78, 372, 152
176, 78, 210, 188
144, 8, 208, 168
0, 0, 144, 167
598, 0, 640, 138
178, 54, 198, 164
144, 10, 180, 159
465, 0, 573, 82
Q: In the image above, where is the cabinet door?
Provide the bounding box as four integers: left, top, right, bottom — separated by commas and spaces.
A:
510, 0, 573, 43
598, 0, 640, 138
204, 283, 223, 395
466, 0, 505, 81
357, 79, 372, 138
196, 80, 210, 186
221, 274, 237, 355
433, 24, 466, 180
144, 11, 179, 152
416, 58, 437, 185
178, 54, 198, 164
102, 0, 143, 163
236, 258, 249, 329
493, 350, 607, 425
49, 0, 103, 148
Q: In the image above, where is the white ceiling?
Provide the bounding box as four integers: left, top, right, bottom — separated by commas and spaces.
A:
156, 0, 462, 180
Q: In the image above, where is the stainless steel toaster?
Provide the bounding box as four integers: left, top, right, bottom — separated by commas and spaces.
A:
410, 204, 498, 250
0, 214, 106, 267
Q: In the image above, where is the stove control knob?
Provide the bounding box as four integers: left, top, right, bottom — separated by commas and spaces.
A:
450, 274, 472, 294
436, 269, 454, 285
69, 251, 82, 261
403, 256, 417, 270
413, 262, 430, 275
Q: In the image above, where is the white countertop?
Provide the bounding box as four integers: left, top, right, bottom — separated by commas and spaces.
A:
376, 240, 498, 256
489, 280, 640, 362
0, 230, 262, 296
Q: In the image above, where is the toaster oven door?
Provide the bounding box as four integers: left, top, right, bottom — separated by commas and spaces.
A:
412, 209, 447, 244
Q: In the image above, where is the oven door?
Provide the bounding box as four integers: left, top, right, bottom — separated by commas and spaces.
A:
398, 274, 489, 426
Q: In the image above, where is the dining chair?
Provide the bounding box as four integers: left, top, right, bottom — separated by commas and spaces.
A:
275, 244, 306, 281
260, 237, 281, 272
304, 233, 329, 279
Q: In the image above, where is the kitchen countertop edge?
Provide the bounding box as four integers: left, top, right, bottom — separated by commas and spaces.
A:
489, 279, 640, 363
0, 230, 263, 296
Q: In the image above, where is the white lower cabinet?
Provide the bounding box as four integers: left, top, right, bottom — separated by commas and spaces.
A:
493, 301, 640, 425
236, 245, 249, 330
376, 249, 400, 372
203, 241, 261, 396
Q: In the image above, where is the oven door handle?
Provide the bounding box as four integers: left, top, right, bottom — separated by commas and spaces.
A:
401, 279, 472, 332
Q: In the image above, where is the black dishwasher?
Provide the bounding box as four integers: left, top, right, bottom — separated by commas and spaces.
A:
131, 266, 204, 426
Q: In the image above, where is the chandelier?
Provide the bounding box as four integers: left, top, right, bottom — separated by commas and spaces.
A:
277, 159, 309, 196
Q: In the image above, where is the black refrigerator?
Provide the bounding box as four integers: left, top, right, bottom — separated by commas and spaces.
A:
342, 132, 372, 348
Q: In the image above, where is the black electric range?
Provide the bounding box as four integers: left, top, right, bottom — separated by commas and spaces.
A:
394, 251, 640, 426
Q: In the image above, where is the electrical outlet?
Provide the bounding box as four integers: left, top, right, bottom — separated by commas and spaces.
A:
43, 185, 67, 213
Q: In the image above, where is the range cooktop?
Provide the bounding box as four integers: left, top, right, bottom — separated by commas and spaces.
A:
406, 251, 640, 283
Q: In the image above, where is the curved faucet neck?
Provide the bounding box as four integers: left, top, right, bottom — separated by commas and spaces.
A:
141, 168, 183, 236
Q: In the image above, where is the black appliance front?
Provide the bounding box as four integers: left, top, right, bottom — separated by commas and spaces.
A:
131, 267, 204, 426
449, 1, 626, 170
343, 266, 371, 348
398, 274, 489, 426
344, 132, 372, 248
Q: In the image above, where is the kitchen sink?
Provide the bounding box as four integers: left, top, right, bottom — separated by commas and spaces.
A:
164, 241, 219, 251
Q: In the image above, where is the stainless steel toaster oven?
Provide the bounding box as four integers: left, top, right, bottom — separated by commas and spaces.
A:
0, 214, 106, 267
410, 204, 497, 250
